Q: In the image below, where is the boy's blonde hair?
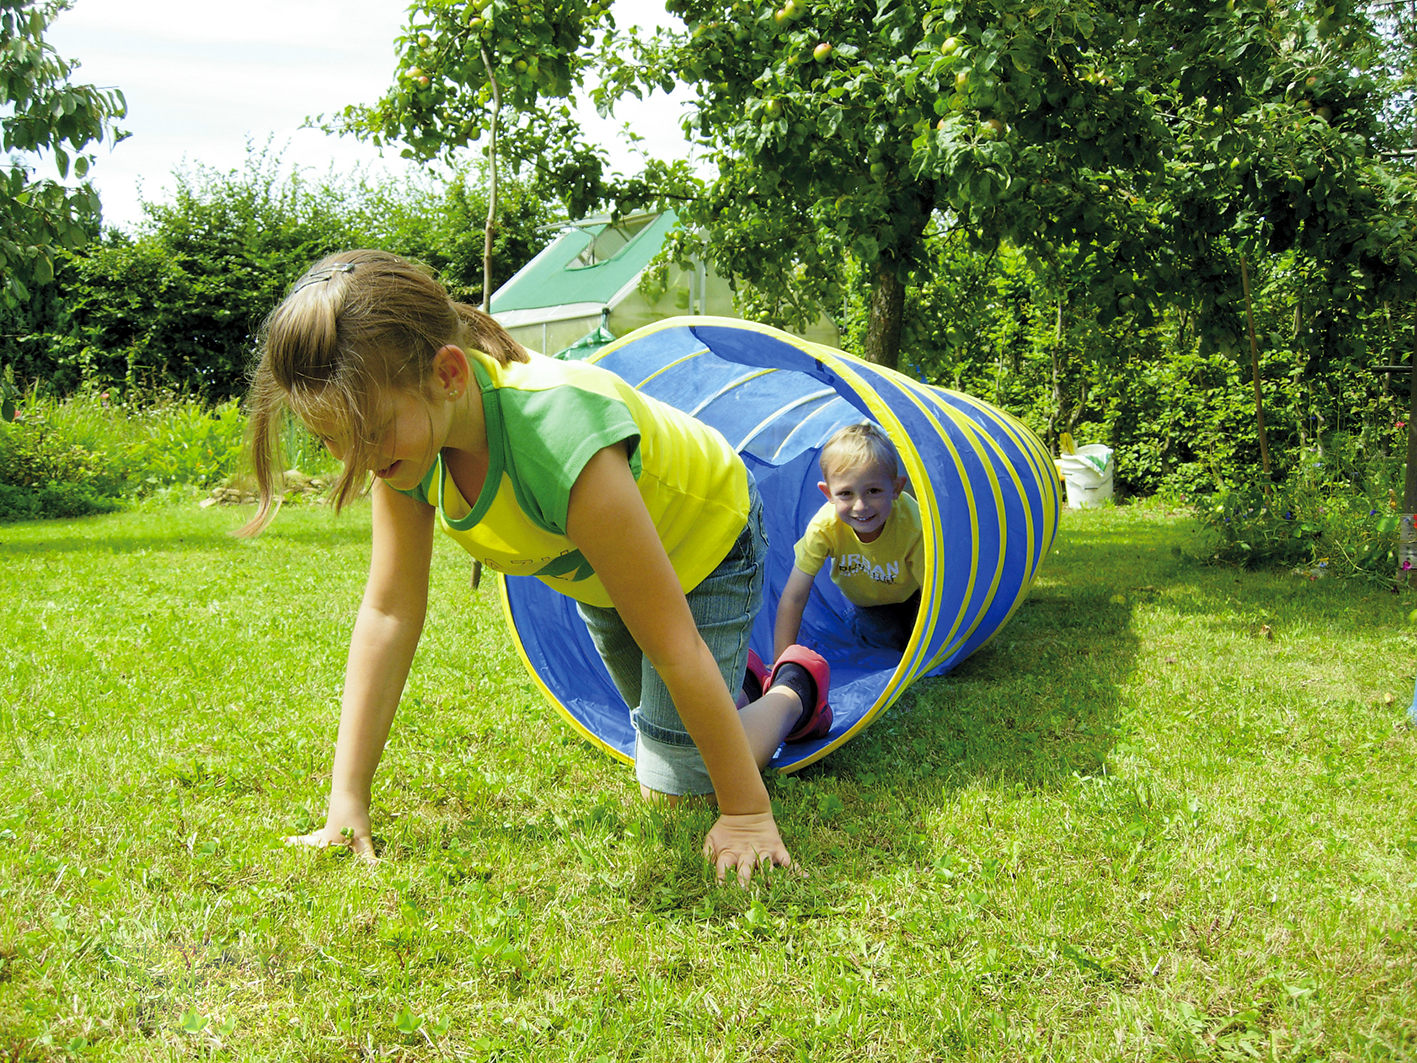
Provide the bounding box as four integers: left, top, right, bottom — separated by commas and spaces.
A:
819, 422, 901, 482
241, 249, 529, 536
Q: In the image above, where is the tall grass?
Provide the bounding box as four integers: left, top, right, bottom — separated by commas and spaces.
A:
1192, 430, 1403, 583
0, 389, 339, 520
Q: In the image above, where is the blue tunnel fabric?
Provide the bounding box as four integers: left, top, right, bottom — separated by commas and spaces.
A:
500, 318, 1061, 772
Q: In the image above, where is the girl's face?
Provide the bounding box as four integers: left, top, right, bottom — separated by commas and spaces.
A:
312, 388, 451, 493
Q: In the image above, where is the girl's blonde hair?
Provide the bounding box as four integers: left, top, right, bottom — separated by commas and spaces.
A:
819, 421, 901, 482
240, 249, 529, 536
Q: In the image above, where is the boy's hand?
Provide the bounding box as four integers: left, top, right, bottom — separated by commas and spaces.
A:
704, 811, 791, 885
285, 789, 375, 861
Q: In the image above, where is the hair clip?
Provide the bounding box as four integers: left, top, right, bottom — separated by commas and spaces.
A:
292, 262, 356, 293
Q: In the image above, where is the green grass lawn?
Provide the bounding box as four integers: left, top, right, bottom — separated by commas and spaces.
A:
1, 500, 1413, 1061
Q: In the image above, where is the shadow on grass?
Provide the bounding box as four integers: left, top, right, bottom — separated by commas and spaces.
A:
755, 503, 1412, 881
764, 508, 1163, 873
858, 584, 1140, 789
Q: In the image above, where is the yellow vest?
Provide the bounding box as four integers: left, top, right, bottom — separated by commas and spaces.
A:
402, 349, 749, 608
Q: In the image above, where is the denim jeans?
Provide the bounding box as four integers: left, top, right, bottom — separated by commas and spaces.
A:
577, 476, 766, 794
849, 589, 921, 652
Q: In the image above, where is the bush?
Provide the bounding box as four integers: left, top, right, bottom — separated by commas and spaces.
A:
902, 239, 1407, 501
1, 146, 562, 401
0, 387, 337, 522
0, 481, 122, 520
0, 394, 128, 521
1193, 431, 1402, 582
122, 398, 246, 491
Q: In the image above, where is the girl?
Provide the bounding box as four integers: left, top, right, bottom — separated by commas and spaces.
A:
243, 250, 832, 884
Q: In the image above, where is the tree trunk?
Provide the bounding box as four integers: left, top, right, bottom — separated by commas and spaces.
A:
1402, 304, 1417, 583
863, 265, 903, 371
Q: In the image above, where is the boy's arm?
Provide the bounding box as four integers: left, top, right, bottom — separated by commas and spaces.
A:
773, 565, 816, 662
287, 479, 436, 859
567, 445, 788, 884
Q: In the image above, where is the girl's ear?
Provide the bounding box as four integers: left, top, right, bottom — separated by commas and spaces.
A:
893, 475, 907, 498
818, 480, 831, 500
432, 345, 472, 397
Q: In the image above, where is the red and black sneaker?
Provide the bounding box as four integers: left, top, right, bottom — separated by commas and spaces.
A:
770, 645, 833, 742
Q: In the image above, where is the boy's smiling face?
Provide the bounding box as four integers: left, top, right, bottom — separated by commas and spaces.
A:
819, 461, 905, 543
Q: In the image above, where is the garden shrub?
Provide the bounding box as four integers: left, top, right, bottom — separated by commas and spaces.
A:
0, 404, 126, 520
0, 388, 308, 521
122, 398, 246, 491
1194, 430, 1402, 581
901, 240, 1406, 501
0, 147, 562, 401
0, 480, 121, 520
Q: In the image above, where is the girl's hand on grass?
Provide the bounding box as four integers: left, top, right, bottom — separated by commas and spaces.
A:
704, 811, 791, 885
284, 790, 375, 861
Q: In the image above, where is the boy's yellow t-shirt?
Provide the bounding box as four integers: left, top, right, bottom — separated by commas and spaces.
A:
398, 348, 749, 608
792, 492, 924, 607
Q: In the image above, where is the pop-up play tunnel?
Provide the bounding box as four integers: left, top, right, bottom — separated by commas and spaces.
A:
501, 317, 1061, 773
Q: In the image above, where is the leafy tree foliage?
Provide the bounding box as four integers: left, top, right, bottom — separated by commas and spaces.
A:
329, 0, 623, 307
3, 148, 558, 398
888, 233, 1406, 497
0, 0, 125, 307
352, 162, 557, 306
592, 0, 1416, 373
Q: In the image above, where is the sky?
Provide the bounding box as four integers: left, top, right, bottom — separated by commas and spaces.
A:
44, 0, 695, 232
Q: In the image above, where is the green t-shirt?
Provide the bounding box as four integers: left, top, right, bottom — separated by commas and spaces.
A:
400, 348, 749, 608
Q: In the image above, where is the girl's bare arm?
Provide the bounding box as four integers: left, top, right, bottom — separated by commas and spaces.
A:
287, 479, 436, 858
567, 445, 790, 883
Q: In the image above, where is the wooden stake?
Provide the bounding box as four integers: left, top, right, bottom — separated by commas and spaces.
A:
1239, 254, 1272, 480
1401, 307, 1417, 578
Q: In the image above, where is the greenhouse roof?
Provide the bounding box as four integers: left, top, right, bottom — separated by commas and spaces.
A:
490, 211, 678, 315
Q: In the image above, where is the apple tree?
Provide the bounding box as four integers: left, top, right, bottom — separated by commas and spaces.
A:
1, 0, 126, 309
596, 0, 1183, 368
598, 0, 1416, 375
330, 0, 622, 308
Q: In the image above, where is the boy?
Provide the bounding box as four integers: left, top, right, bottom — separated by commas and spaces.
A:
773, 422, 924, 659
